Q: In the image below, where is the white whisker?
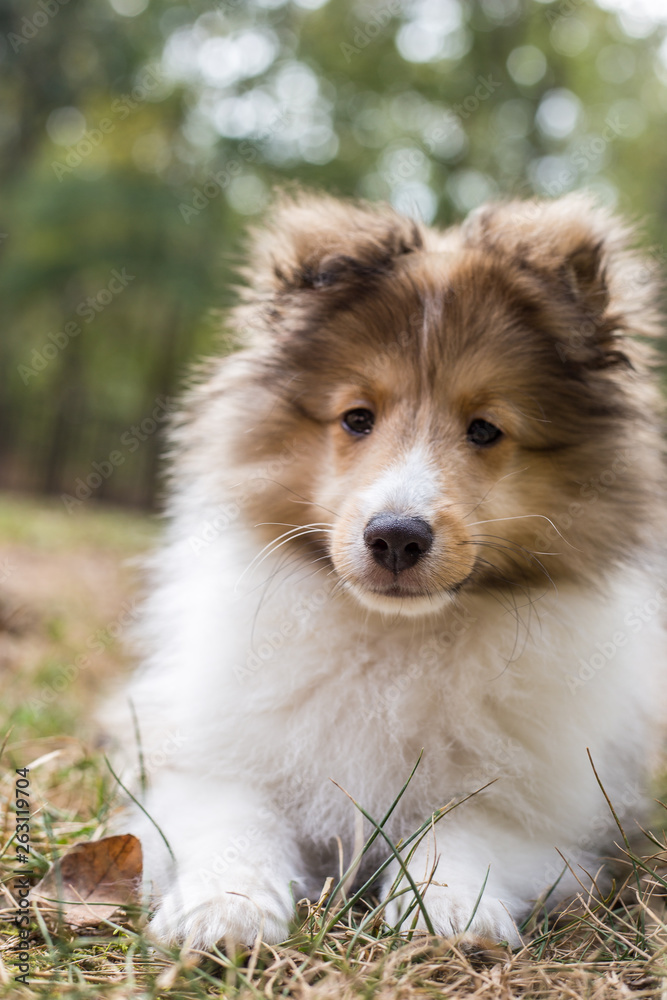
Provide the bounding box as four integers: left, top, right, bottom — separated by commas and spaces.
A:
254, 521, 333, 531
235, 524, 331, 591
466, 514, 579, 549
462, 467, 530, 519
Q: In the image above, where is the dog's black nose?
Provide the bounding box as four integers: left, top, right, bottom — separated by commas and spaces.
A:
364, 514, 433, 573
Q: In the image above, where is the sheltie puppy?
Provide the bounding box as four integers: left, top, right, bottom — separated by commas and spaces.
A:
109, 192, 667, 949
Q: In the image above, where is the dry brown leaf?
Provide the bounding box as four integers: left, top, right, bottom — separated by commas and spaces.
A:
32, 833, 142, 931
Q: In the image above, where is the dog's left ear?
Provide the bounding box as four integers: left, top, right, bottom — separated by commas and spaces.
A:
461, 194, 662, 364
242, 191, 424, 295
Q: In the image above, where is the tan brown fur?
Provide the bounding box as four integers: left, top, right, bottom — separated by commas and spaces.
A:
176, 192, 666, 603
116, 191, 667, 953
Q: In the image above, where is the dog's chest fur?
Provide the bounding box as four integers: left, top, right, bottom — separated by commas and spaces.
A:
128, 531, 664, 866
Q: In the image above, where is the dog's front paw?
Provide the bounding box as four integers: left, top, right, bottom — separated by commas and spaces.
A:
384, 881, 521, 947
149, 877, 292, 949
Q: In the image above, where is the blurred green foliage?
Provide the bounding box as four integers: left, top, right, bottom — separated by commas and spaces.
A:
1, 0, 666, 507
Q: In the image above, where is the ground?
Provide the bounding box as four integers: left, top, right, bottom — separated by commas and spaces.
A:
1, 491, 666, 999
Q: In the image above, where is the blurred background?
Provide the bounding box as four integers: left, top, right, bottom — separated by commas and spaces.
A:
3, 2, 667, 970
2, 0, 667, 510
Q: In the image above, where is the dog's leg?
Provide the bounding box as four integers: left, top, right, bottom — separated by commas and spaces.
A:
380, 822, 550, 946
135, 776, 301, 949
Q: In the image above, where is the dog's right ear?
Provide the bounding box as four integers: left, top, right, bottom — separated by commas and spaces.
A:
460, 194, 663, 369
241, 192, 424, 296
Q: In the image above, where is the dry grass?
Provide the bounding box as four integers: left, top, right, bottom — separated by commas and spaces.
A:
1, 492, 667, 999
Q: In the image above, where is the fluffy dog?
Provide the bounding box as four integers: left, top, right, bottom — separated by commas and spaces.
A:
110, 192, 667, 949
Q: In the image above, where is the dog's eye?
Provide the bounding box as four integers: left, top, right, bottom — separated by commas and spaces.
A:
467, 418, 503, 447
342, 408, 375, 436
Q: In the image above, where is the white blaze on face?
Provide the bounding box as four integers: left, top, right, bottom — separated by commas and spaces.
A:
359, 445, 441, 523
329, 439, 472, 616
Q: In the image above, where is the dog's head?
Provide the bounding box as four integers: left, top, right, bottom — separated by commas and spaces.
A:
207, 193, 665, 616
